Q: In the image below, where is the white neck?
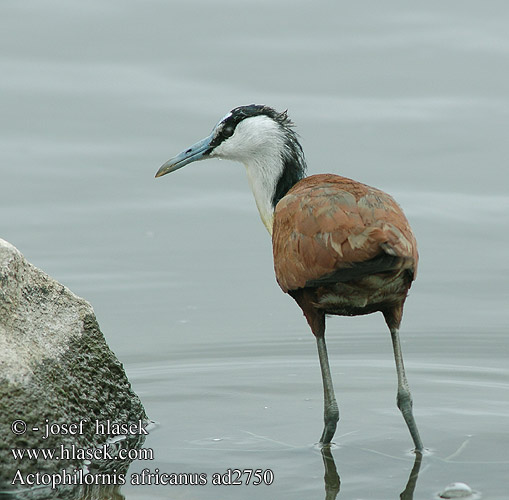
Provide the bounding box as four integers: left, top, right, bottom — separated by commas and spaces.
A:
243, 156, 283, 234
210, 115, 287, 235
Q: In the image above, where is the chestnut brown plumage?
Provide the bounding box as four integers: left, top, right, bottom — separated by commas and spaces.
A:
156, 105, 423, 452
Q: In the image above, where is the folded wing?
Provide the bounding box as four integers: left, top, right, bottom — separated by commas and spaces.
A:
272, 174, 418, 293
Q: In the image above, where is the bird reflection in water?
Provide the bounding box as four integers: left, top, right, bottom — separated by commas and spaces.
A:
320, 446, 423, 500
321, 445, 341, 500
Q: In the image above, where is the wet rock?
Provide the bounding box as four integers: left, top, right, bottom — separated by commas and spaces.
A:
0, 239, 147, 489
439, 482, 475, 498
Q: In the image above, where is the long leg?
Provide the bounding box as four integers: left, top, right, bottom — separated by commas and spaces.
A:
289, 289, 340, 445
389, 326, 423, 452
317, 335, 340, 444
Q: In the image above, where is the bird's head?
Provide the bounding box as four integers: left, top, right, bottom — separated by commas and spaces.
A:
156, 104, 306, 233
156, 104, 304, 176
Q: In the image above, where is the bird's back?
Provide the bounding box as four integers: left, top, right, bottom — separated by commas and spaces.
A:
272, 174, 418, 298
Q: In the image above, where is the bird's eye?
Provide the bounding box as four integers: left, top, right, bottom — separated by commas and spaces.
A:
222, 124, 235, 138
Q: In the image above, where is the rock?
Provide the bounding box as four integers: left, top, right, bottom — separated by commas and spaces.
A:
439, 482, 475, 498
0, 239, 147, 490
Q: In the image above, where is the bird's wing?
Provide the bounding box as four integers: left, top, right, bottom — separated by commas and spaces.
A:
272, 174, 418, 293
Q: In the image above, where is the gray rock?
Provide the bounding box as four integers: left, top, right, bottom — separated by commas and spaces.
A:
439, 482, 480, 499
0, 239, 147, 490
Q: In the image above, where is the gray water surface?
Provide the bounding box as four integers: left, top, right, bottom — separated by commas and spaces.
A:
1, 1, 508, 498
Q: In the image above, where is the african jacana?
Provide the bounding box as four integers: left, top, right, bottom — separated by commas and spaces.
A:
155, 105, 423, 452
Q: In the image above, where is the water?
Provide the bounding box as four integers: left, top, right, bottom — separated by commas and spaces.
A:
1, 1, 509, 498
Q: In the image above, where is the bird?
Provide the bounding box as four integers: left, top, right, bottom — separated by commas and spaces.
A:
155, 104, 423, 452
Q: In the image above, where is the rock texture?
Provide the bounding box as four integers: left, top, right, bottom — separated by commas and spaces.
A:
0, 239, 147, 489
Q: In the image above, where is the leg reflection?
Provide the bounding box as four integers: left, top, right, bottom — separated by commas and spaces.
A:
399, 451, 423, 500
320, 448, 423, 500
321, 445, 340, 500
